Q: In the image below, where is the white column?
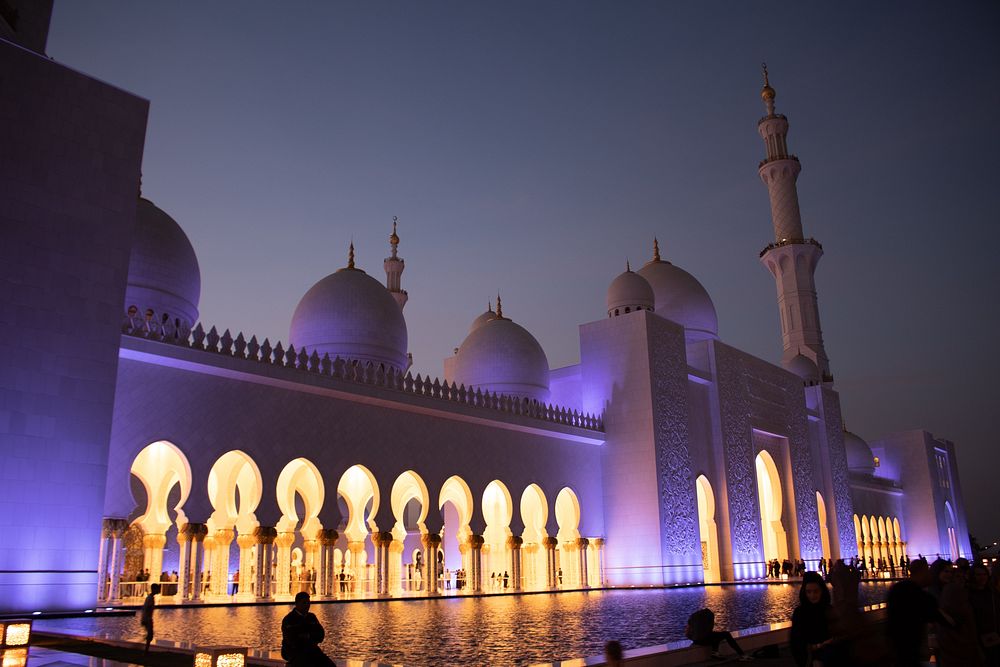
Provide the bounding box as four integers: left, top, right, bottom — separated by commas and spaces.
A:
189, 526, 206, 602
274, 531, 295, 600
96, 520, 111, 602
175, 528, 191, 601
107, 522, 126, 602
235, 533, 256, 601
577, 538, 590, 588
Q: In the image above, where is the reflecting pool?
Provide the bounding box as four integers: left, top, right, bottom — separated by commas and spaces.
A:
40, 583, 891, 666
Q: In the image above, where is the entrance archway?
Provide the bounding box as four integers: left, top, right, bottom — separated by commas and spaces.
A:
482, 480, 513, 591
129, 441, 192, 587
555, 487, 581, 588
519, 484, 549, 590
439, 476, 474, 589
275, 458, 325, 599
695, 475, 721, 583
816, 491, 832, 561
207, 450, 263, 599
390, 470, 429, 594
336, 465, 379, 595
755, 450, 788, 563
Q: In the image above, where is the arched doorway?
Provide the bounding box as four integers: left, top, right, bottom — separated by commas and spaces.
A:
206, 450, 262, 600
275, 458, 325, 599
944, 501, 959, 559
336, 464, 379, 596
816, 491, 832, 562
390, 470, 429, 594
519, 484, 549, 590
129, 441, 192, 592
439, 475, 474, 592
555, 487, 582, 588
482, 480, 513, 591
755, 450, 788, 564
695, 475, 721, 583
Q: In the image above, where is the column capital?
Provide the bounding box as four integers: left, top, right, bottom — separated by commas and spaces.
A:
184, 522, 209, 541
319, 529, 339, 545
372, 531, 394, 547
254, 526, 278, 544
592, 538, 605, 547
237, 533, 256, 549
542, 536, 558, 549
506, 536, 524, 549
275, 531, 295, 548
576, 538, 590, 549
467, 534, 485, 549
143, 533, 167, 549
421, 533, 443, 548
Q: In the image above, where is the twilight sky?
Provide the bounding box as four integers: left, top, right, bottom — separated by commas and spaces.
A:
48, 2, 999, 541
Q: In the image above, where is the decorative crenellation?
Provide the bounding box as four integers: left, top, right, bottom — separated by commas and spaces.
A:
120, 308, 604, 433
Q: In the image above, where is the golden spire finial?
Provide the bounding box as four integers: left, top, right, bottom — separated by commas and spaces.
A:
488, 299, 493, 312
389, 216, 400, 258
761, 62, 776, 113
348, 241, 355, 269
653, 237, 661, 262
496, 292, 504, 319
626, 258, 631, 272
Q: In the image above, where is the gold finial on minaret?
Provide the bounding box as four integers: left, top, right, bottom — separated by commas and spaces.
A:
389, 216, 400, 258
496, 292, 504, 319
348, 241, 355, 269
761, 62, 776, 114
653, 237, 661, 262
626, 259, 631, 272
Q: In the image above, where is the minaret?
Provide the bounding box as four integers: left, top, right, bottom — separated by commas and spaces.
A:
384, 216, 408, 310
757, 64, 831, 381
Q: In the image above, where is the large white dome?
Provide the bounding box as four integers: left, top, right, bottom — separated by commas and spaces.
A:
290, 263, 408, 371
637, 249, 718, 341
844, 430, 875, 476
606, 267, 654, 317
453, 310, 550, 402
125, 197, 201, 328
468, 304, 497, 334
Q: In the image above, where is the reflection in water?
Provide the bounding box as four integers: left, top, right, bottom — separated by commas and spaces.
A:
40, 583, 891, 666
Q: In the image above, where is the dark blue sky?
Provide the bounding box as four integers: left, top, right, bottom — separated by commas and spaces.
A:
49, 2, 1000, 540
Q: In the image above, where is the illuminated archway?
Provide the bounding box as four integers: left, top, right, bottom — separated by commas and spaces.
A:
816, 491, 832, 561
755, 450, 788, 562
129, 441, 193, 580
206, 450, 263, 598
439, 476, 474, 584
519, 484, 549, 590
555, 487, 582, 588
390, 470, 430, 593
944, 501, 959, 559
482, 480, 513, 590
336, 465, 379, 595
695, 475, 721, 583
275, 458, 325, 599
853, 514, 863, 561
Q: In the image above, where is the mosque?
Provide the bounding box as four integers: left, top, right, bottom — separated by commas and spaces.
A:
0, 7, 972, 613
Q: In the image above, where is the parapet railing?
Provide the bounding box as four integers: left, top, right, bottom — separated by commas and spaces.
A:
758, 236, 823, 257
120, 311, 604, 433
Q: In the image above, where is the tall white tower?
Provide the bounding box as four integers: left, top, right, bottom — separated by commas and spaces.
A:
384, 216, 408, 309
757, 65, 831, 381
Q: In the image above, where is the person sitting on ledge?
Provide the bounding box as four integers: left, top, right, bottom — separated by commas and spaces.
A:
281, 592, 336, 666
686, 607, 752, 661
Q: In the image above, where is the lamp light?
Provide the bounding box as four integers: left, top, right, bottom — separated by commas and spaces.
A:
193, 646, 247, 667
0, 621, 31, 648
1, 648, 28, 667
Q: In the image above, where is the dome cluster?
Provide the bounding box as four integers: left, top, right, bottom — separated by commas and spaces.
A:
603, 239, 719, 342
289, 246, 408, 372
844, 430, 876, 476
451, 299, 550, 402
125, 197, 201, 329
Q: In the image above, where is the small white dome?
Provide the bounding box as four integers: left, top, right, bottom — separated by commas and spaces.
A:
125, 197, 201, 328
637, 253, 718, 341
607, 268, 654, 317
453, 312, 550, 402
469, 306, 497, 334
844, 430, 875, 476
786, 353, 820, 385
290, 264, 408, 371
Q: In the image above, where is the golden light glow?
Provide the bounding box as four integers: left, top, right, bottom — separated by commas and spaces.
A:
194, 648, 246, 667
194, 654, 212, 667
1, 648, 28, 667
1, 622, 30, 647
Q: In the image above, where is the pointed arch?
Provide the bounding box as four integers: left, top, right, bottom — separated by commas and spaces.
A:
482, 480, 513, 588
438, 475, 474, 578
755, 450, 787, 561
207, 450, 263, 533
696, 475, 721, 583
519, 484, 549, 590
130, 440, 192, 535
336, 464, 380, 544
816, 491, 832, 561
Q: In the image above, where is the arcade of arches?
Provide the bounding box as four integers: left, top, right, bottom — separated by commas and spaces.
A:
96, 441, 606, 603
853, 513, 908, 572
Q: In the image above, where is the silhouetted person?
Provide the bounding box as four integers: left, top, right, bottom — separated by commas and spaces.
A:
604, 640, 624, 667
970, 564, 1000, 665
791, 572, 843, 667
281, 592, 335, 666
141, 582, 160, 653
887, 558, 949, 666
685, 607, 751, 661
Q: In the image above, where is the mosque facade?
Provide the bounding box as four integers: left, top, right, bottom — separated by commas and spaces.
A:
0, 13, 971, 612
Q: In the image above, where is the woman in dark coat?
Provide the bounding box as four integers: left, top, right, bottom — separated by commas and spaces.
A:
791, 571, 843, 666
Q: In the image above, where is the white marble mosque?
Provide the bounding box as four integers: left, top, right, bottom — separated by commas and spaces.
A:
0, 12, 971, 612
